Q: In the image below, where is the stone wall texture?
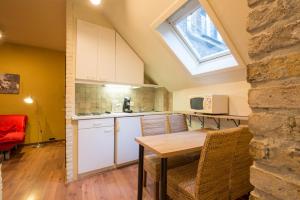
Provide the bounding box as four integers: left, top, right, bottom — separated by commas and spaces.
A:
247, 0, 300, 199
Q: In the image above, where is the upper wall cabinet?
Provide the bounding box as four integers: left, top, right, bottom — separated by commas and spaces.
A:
76, 20, 144, 85
116, 33, 144, 85
76, 20, 115, 82
76, 20, 99, 81
98, 26, 116, 82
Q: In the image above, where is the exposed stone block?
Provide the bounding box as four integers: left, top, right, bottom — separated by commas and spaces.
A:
294, 117, 300, 141
248, 0, 300, 32
250, 139, 269, 160
248, 0, 275, 7
250, 165, 300, 200
251, 189, 281, 200
249, 113, 289, 134
247, 53, 300, 83
249, 84, 300, 109
249, 193, 261, 200
288, 148, 300, 163
249, 20, 300, 59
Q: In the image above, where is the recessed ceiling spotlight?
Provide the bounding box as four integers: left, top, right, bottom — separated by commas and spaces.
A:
90, 0, 102, 6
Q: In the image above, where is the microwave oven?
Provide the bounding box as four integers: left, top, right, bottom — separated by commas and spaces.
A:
190, 95, 229, 114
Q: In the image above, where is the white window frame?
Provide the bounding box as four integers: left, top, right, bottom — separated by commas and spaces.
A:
153, 0, 242, 76
168, 0, 231, 64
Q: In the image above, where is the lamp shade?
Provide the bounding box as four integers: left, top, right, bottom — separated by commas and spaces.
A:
24, 96, 34, 104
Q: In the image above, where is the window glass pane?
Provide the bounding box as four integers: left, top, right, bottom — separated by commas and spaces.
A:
174, 6, 230, 61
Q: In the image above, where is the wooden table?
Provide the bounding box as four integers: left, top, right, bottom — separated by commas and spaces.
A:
135, 131, 207, 200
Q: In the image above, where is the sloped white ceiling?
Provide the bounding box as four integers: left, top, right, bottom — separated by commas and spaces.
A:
101, 0, 251, 91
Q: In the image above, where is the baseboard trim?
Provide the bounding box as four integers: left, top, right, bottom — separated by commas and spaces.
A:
22, 139, 65, 146
78, 165, 116, 180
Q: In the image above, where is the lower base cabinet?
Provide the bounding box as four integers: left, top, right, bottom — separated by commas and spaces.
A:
115, 117, 142, 165
78, 118, 114, 174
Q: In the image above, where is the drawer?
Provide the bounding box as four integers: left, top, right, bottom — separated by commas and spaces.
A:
78, 118, 114, 129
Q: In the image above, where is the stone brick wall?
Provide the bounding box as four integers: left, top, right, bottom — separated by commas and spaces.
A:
247, 0, 300, 199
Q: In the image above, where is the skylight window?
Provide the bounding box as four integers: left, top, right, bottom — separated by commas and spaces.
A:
155, 0, 239, 75
169, 5, 230, 63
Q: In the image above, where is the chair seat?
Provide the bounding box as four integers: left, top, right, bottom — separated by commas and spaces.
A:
167, 161, 199, 200
144, 153, 200, 181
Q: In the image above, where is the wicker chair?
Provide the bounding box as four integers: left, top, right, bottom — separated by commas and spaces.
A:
142, 114, 198, 200
167, 127, 241, 200
168, 114, 188, 133
230, 126, 253, 200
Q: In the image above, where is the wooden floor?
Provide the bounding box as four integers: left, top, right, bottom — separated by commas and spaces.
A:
2, 142, 153, 200
2, 142, 249, 200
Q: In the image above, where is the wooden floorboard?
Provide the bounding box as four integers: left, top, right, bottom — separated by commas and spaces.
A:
2, 141, 249, 200
2, 142, 153, 200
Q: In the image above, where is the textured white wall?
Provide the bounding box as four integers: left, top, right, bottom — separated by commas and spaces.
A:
173, 80, 251, 130
101, 0, 250, 91
173, 80, 251, 116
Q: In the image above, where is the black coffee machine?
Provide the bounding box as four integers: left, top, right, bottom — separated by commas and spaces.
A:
123, 97, 133, 113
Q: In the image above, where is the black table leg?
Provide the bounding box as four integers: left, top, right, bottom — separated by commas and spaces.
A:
160, 158, 168, 200
137, 145, 144, 200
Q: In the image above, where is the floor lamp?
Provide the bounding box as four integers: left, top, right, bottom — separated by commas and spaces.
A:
24, 96, 43, 148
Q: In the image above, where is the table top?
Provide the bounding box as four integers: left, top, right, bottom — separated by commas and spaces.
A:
135, 131, 207, 158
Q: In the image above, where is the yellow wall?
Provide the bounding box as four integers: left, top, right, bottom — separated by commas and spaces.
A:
0, 43, 65, 144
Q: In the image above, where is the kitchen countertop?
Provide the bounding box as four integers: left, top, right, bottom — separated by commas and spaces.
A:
72, 111, 173, 120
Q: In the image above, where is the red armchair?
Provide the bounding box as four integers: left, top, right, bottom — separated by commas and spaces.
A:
0, 115, 27, 158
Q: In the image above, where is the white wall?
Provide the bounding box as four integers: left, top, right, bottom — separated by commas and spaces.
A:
173, 80, 251, 116
101, 0, 250, 91
173, 79, 251, 129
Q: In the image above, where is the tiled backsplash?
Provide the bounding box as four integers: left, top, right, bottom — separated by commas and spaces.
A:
75, 84, 169, 114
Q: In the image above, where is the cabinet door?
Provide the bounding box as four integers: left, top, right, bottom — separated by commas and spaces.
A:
115, 117, 142, 165
76, 20, 99, 80
98, 27, 116, 82
116, 33, 144, 85
78, 126, 114, 174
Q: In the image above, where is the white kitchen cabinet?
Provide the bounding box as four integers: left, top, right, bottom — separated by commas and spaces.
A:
78, 118, 114, 174
76, 20, 116, 82
116, 33, 144, 85
115, 117, 142, 165
76, 20, 144, 84
76, 20, 99, 80
98, 26, 116, 81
